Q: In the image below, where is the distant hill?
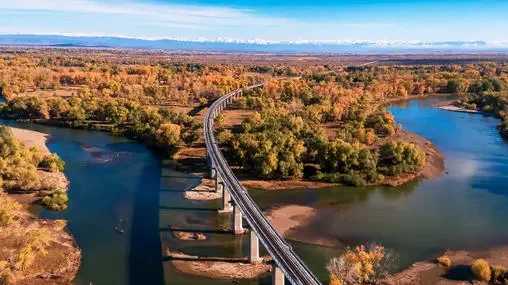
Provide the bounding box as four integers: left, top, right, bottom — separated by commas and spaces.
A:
0, 34, 507, 53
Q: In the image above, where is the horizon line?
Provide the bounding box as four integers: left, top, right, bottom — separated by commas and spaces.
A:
2, 33, 508, 49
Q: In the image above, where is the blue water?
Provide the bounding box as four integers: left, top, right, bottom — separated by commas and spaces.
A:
3, 96, 508, 283
0, 121, 275, 285
251, 97, 508, 271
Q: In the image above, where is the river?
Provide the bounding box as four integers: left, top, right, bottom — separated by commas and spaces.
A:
251, 96, 508, 275
2, 96, 508, 284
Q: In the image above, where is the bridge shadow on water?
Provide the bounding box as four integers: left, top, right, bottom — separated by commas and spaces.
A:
127, 153, 274, 285
128, 157, 164, 285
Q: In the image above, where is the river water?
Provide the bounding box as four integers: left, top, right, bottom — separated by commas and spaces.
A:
2, 96, 508, 284
251, 97, 508, 274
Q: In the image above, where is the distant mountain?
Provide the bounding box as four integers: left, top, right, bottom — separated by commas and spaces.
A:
0, 34, 507, 53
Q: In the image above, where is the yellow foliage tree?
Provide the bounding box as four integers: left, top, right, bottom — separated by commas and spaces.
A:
0, 193, 21, 227
15, 228, 52, 270
327, 243, 397, 285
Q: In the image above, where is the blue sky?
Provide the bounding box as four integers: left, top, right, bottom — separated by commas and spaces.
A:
1, 0, 508, 44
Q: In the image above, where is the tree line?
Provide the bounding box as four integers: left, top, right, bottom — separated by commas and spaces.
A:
219, 103, 425, 186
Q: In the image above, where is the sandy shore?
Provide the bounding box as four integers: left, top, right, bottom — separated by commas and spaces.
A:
166, 250, 272, 280
438, 105, 481, 114
183, 178, 222, 201
240, 179, 339, 191
265, 205, 343, 247
7, 127, 70, 205
383, 246, 508, 285
9, 127, 51, 154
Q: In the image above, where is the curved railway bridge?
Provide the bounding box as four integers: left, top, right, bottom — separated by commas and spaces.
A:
204, 83, 322, 285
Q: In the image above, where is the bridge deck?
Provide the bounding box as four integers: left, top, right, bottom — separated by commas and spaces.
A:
204, 84, 322, 285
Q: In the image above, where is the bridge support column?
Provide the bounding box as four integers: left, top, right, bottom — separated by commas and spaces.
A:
219, 184, 233, 212
272, 265, 285, 285
215, 175, 223, 193
233, 204, 244, 234
249, 230, 260, 263
210, 166, 217, 179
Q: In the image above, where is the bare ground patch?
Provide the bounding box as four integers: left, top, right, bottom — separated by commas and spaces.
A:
0, 218, 81, 285
183, 178, 222, 201
166, 250, 272, 280
382, 246, 508, 285
265, 205, 342, 247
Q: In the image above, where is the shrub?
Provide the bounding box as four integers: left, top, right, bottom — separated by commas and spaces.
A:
15, 228, 52, 270
198, 97, 208, 106
329, 274, 343, 285
38, 153, 65, 172
492, 265, 508, 283
312, 172, 364, 187
42, 191, 68, 211
0, 194, 21, 227
378, 141, 425, 175
0, 260, 9, 285
471, 259, 491, 281
216, 129, 233, 145
437, 255, 451, 267
326, 243, 397, 285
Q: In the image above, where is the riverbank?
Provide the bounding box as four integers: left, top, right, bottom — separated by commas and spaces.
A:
377, 129, 445, 186
1, 127, 81, 285
383, 245, 508, 285
438, 104, 482, 114
265, 205, 343, 247
0, 211, 81, 285
8, 127, 69, 205
237, 129, 445, 190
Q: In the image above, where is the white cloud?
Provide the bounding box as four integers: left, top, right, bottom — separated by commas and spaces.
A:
0, 0, 290, 27
0, 0, 397, 36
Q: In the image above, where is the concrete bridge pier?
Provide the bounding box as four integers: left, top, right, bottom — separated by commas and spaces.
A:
272, 265, 285, 285
232, 204, 245, 234
249, 230, 260, 263
206, 153, 211, 167
220, 185, 233, 212
215, 175, 223, 193
210, 166, 217, 179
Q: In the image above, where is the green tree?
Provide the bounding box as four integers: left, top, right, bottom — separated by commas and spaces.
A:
42, 191, 68, 211
319, 139, 359, 174
378, 141, 425, 175
38, 154, 65, 172
155, 123, 182, 155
